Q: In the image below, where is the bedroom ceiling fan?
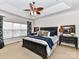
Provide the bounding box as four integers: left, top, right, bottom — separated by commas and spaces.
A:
24, 2, 44, 15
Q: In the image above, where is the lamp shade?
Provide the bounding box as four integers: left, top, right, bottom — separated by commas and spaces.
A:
59, 26, 64, 32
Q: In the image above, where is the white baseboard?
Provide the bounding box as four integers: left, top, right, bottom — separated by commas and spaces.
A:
4, 37, 23, 45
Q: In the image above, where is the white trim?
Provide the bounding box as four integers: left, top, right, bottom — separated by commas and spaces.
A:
4, 37, 24, 45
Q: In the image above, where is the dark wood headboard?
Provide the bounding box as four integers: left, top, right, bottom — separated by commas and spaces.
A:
40, 27, 58, 35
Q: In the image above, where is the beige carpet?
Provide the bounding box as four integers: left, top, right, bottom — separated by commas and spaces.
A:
0, 42, 79, 59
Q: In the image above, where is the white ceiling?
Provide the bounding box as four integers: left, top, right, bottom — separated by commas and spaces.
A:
0, 0, 61, 9
0, 0, 78, 20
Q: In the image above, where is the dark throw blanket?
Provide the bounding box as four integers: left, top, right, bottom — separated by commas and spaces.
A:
28, 35, 54, 49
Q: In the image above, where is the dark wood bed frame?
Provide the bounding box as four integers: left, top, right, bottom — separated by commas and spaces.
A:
22, 39, 47, 59
22, 27, 58, 59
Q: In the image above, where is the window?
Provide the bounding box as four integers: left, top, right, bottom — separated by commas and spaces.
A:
3, 22, 13, 39
3, 21, 27, 39
20, 24, 27, 36
12, 23, 20, 37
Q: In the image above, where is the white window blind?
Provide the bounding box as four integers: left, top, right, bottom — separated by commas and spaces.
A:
3, 21, 27, 39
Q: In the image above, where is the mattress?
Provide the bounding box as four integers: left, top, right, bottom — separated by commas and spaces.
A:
24, 36, 58, 56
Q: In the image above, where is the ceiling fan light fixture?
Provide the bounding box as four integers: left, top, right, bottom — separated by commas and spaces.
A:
30, 11, 34, 15
30, 11, 36, 16
34, 12, 37, 15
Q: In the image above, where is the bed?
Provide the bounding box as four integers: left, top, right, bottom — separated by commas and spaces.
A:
22, 27, 58, 59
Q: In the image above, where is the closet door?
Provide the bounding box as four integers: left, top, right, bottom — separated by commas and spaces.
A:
27, 21, 32, 36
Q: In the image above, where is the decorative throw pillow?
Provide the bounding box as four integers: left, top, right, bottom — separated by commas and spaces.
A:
37, 31, 43, 36
50, 30, 57, 36
42, 31, 48, 36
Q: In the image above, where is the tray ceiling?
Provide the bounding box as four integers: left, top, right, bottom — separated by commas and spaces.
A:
0, 0, 76, 19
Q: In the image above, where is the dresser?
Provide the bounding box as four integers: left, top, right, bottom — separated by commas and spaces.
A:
59, 35, 78, 50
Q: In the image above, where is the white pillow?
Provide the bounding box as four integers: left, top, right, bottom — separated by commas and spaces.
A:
48, 32, 50, 37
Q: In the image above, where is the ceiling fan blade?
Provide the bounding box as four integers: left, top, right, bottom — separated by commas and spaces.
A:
24, 9, 30, 11
36, 11, 40, 15
36, 7, 44, 11
29, 3, 33, 10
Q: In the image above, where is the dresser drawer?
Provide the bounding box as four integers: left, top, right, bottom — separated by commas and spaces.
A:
61, 38, 75, 44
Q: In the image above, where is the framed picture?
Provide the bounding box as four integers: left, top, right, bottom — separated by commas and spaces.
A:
62, 25, 75, 34
34, 27, 39, 32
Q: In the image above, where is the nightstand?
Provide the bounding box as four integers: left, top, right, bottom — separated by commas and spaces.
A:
59, 35, 78, 50
0, 39, 4, 49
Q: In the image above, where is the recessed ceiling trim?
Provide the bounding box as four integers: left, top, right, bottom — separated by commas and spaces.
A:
0, 9, 33, 20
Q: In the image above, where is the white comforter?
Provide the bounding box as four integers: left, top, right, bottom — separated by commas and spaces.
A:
24, 36, 58, 56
